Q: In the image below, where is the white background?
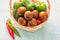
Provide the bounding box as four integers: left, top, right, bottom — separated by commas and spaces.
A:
0, 0, 60, 40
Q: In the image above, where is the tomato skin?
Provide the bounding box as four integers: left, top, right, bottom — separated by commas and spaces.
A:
26, 3, 35, 11
17, 7, 27, 16
13, 9, 19, 21
32, 0, 38, 2
39, 11, 48, 21
31, 10, 39, 18
24, 11, 33, 20
18, 17, 26, 26
35, 2, 47, 12
36, 19, 42, 25
28, 18, 37, 27
13, 2, 23, 9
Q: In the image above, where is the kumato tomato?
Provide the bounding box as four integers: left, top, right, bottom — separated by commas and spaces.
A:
17, 7, 27, 16
24, 11, 33, 20
18, 17, 26, 26
31, 10, 39, 18
28, 18, 37, 27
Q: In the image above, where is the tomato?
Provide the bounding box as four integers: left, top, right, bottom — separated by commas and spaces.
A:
13, 9, 19, 21
13, 2, 23, 9
31, 10, 39, 18
28, 18, 37, 27
18, 17, 26, 26
17, 7, 27, 16
39, 11, 48, 21
35, 2, 47, 12
26, 3, 35, 11
36, 18, 42, 25
32, 0, 38, 2
24, 11, 33, 20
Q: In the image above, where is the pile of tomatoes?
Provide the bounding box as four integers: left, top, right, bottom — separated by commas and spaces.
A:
13, 0, 48, 27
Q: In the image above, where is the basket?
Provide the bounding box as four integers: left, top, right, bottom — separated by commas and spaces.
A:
9, 0, 50, 31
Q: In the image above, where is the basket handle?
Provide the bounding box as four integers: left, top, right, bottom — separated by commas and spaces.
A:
10, 0, 50, 13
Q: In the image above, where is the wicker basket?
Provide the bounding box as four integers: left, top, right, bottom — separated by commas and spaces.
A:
9, 0, 50, 31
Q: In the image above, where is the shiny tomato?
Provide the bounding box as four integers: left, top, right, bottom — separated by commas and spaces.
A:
24, 11, 33, 20
17, 7, 27, 16
39, 11, 48, 21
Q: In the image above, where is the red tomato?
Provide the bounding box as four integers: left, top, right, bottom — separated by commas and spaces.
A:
32, 0, 38, 2
39, 11, 48, 21
36, 18, 42, 25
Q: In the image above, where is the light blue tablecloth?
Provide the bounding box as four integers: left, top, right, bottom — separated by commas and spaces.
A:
0, 0, 60, 40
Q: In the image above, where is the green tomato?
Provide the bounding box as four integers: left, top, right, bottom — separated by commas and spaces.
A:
13, 9, 19, 21
13, 2, 23, 9
37, 2, 45, 5
26, 3, 35, 11
35, 2, 47, 12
